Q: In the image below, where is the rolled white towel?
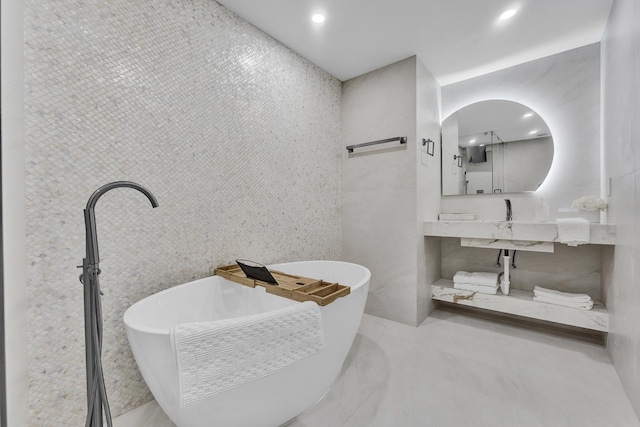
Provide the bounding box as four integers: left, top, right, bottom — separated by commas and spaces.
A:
453, 271, 500, 287
533, 295, 594, 310
454, 282, 499, 295
533, 286, 592, 302
557, 218, 590, 246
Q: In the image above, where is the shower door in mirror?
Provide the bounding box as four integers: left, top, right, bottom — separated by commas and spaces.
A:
441, 100, 554, 196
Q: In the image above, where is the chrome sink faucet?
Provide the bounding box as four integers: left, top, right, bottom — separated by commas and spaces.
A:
505, 199, 512, 221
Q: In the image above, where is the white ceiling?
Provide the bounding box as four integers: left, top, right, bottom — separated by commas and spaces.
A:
217, 0, 613, 85
452, 100, 551, 147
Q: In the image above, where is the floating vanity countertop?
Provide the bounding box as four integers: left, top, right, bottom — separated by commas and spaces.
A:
432, 279, 608, 332
424, 220, 615, 245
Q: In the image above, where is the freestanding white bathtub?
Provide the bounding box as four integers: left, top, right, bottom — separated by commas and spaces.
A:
124, 261, 370, 427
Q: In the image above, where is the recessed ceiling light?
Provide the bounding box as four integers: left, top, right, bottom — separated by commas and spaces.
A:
469, 139, 476, 143
529, 130, 538, 134
312, 13, 325, 23
499, 9, 517, 20
523, 112, 533, 118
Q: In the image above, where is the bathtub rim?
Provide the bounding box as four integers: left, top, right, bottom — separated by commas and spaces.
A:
123, 260, 370, 337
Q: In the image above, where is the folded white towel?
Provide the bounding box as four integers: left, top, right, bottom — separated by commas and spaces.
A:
172, 301, 324, 408
454, 282, 499, 295
557, 218, 590, 246
533, 286, 592, 302
453, 271, 500, 287
533, 295, 594, 310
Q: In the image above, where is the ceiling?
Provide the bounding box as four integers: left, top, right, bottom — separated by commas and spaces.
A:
454, 100, 551, 147
216, 0, 613, 85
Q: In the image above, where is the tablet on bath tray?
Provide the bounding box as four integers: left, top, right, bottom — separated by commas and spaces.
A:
236, 259, 279, 285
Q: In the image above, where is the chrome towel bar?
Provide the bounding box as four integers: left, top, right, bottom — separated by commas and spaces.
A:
346, 136, 407, 153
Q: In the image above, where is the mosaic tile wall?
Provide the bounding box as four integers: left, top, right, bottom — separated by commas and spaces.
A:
24, 0, 342, 424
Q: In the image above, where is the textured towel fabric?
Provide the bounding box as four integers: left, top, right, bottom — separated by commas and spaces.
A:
172, 301, 324, 408
533, 295, 594, 310
453, 282, 499, 295
533, 286, 592, 302
453, 271, 500, 287
557, 218, 590, 246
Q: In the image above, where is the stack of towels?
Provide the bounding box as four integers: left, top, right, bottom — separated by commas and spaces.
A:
453, 271, 501, 295
533, 286, 593, 310
557, 217, 590, 246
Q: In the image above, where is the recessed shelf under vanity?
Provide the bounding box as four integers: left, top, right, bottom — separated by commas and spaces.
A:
432, 279, 608, 332
425, 220, 615, 332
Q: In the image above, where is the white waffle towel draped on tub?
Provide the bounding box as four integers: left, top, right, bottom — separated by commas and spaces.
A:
172, 301, 324, 408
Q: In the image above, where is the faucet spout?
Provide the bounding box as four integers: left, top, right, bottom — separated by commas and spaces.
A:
86, 180, 159, 210
84, 181, 158, 265
505, 199, 512, 221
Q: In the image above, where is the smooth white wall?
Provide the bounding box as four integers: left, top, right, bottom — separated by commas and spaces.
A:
416, 57, 442, 323
1, 0, 28, 425
601, 0, 640, 418
441, 44, 601, 221
342, 57, 419, 325
342, 56, 441, 326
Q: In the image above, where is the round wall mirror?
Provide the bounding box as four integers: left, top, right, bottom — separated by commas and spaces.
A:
441, 100, 554, 196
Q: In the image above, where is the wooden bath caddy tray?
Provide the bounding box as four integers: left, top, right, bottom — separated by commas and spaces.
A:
214, 264, 350, 306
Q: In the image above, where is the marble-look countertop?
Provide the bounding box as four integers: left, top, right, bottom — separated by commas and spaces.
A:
424, 220, 616, 245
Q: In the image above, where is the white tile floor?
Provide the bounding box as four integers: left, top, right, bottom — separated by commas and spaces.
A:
114, 309, 640, 427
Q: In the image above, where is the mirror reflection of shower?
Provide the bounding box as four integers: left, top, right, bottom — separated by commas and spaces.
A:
441, 100, 554, 196
463, 171, 468, 195
458, 130, 504, 195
